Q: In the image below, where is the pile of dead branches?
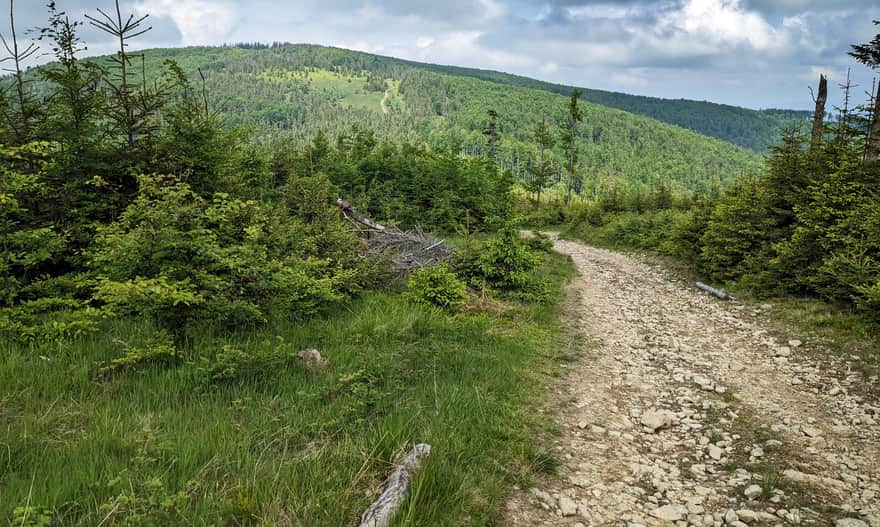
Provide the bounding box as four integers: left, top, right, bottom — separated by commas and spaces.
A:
337, 199, 451, 273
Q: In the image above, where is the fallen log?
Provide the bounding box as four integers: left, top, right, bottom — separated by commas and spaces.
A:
696, 282, 729, 300
359, 443, 431, 527
337, 199, 451, 273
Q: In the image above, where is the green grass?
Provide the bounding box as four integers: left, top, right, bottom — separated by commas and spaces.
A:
1, 252, 576, 526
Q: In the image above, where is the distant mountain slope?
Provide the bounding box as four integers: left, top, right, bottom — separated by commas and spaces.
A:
133, 45, 764, 192
404, 61, 812, 152
146, 44, 806, 152
31, 44, 763, 193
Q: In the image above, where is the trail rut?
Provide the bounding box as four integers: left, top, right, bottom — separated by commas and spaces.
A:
503, 236, 879, 527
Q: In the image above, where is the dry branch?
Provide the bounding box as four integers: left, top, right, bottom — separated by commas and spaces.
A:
696, 282, 729, 300
359, 443, 431, 527
337, 199, 451, 273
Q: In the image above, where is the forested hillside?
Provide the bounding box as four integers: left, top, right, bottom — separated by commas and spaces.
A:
73, 44, 763, 194
395, 57, 813, 152
148, 43, 807, 152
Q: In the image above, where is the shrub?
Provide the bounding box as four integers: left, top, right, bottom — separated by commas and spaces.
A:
94, 332, 180, 380
476, 223, 540, 290
526, 231, 554, 253
405, 265, 468, 309
90, 175, 368, 336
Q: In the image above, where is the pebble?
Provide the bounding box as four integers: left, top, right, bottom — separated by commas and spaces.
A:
743, 485, 762, 500
558, 496, 578, 517
651, 504, 688, 522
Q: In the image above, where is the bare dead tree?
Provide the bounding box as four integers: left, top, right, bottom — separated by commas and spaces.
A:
809, 74, 827, 149
337, 199, 451, 273
865, 78, 880, 162
0, 0, 41, 144
86, 0, 152, 147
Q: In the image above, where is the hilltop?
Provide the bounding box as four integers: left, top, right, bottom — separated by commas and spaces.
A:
92, 43, 774, 194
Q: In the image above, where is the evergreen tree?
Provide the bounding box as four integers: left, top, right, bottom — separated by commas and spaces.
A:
528, 114, 554, 204
560, 89, 583, 205
483, 108, 498, 162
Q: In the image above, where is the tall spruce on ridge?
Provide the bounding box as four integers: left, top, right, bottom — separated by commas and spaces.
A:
528, 114, 555, 204
560, 89, 583, 205
849, 20, 880, 161
484, 108, 499, 162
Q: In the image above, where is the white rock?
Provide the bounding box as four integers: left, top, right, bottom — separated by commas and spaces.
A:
736, 509, 758, 523
743, 485, 762, 500
774, 347, 791, 357
651, 505, 688, 522
788, 340, 803, 348
642, 409, 676, 432
835, 519, 868, 527
558, 496, 578, 517
724, 509, 739, 524
708, 444, 724, 460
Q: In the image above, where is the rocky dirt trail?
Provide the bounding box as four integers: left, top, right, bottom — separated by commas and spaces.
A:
503, 236, 879, 527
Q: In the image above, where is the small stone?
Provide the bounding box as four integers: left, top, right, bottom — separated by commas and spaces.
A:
708, 444, 724, 460
642, 409, 676, 432
829, 387, 841, 396
577, 421, 588, 429
724, 509, 739, 524
558, 496, 578, 517
744, 485, 762, 500
297, 348, 329, 368
736, 510, 758, 523
590, 425, 606, 435
774, 347, 791, 357
788, 340, 802, 348
801, 425, 823, 438
651, 505, 688, 522
750, 447, 764, 458
835, 519, 868, 527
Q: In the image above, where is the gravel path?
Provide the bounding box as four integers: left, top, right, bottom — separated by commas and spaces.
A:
503, 236, 879, 527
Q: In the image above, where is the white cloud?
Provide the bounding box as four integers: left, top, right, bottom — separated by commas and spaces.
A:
540, 61, 559, 74
134, 0, 239, 45
660, 0, 788, 53
416, 36, 435, 49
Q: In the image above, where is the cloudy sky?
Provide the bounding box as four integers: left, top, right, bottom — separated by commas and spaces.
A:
4, 0, 879, 109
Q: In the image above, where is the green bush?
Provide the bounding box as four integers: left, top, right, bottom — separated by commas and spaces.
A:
405, 264, 468, 309
476, 223, 540, 290
90, 175, 368, 335
526, 231, 554, 253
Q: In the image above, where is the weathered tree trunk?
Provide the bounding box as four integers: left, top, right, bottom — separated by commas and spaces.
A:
696, 282, 729, 300
811, 75, 828, 149
359, 444, 431, 527
867, 88, 880, 161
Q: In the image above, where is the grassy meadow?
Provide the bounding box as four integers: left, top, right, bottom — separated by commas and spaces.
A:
1, 251, 578, 526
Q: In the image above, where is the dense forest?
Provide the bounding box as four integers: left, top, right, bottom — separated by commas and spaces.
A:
32, 43, 765, 195
163, 42, 810, 152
